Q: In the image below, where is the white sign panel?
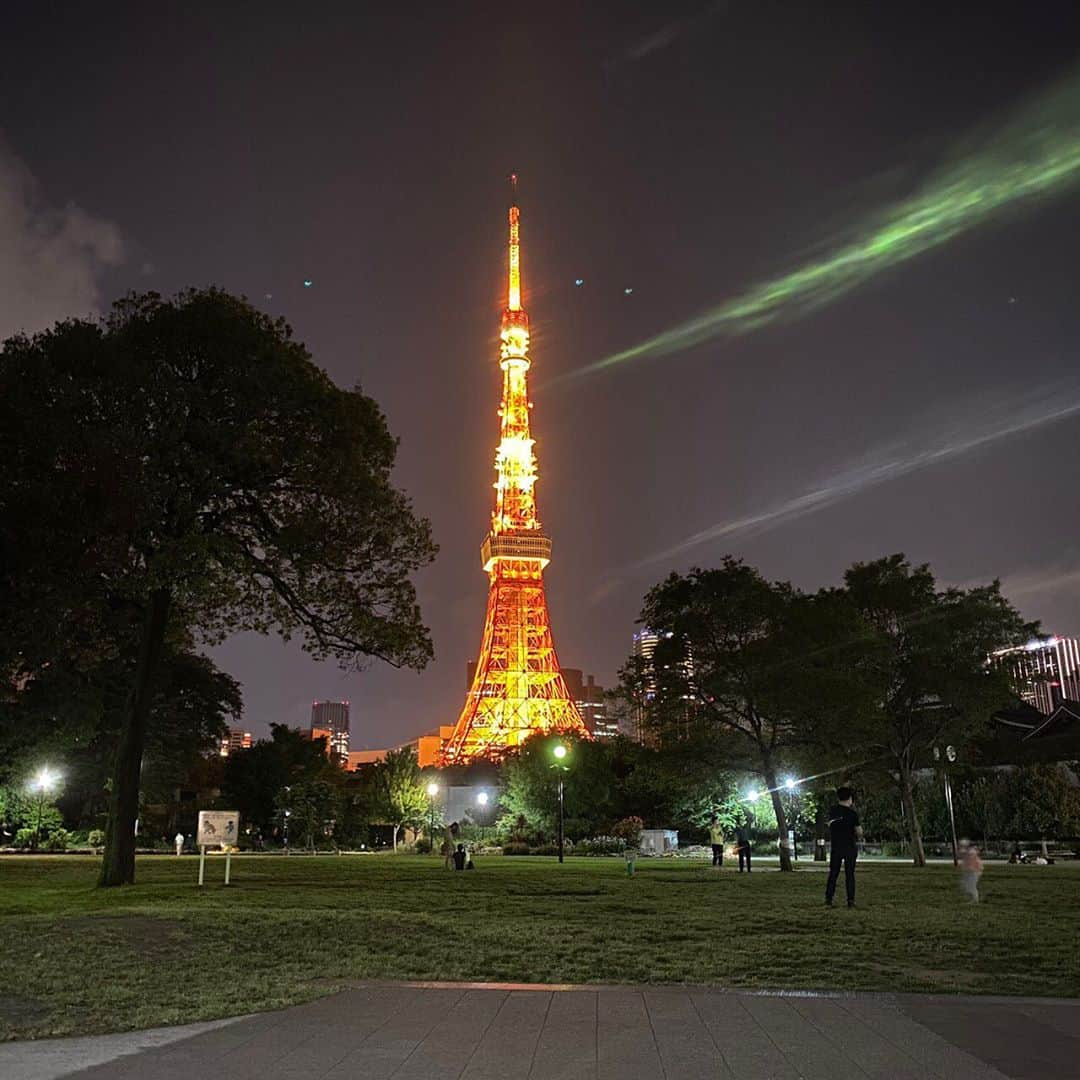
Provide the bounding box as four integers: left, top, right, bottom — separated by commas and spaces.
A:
197, 810, 239, 848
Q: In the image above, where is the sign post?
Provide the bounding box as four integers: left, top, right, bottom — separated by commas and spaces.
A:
196, 811, 240, 886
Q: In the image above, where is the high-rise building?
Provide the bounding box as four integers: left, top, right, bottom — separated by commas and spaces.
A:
991, 637, 1080, 715
310, 700, 350, 760
441, 183, 587, 763
631, 628, 696, 744
218, 728, 252, 757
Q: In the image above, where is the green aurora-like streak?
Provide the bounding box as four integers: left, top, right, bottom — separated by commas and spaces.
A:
573, 73, 1080, 378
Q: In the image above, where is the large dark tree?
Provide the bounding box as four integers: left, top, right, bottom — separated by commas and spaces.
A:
842, 555, 1032, 866
0, 289, 436, 884
637, 559, 878, 870
222, 723, 342, 839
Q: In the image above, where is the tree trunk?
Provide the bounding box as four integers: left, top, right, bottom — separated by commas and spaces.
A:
898, 757, 926, 867
762, 763, 792, 872
392, 823, 399, 851
99, 589, 171, 887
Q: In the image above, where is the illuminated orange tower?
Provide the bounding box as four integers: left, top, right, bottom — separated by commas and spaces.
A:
440, 181, 587, 763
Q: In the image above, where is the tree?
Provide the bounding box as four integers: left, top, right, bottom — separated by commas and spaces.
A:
497, 735, 618, 842
637, 560, 877, 870
843, 554, 1032, 866
222, 724, 341, 838
373, 746, 428, 850
275, 778, 343, 851
1000, 764, 1080, 842
0, 290, 436, 884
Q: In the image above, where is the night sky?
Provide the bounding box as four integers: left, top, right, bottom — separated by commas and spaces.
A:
4, 3, 1080, 748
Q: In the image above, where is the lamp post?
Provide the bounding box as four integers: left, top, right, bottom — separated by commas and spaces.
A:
476, 790, 489, 843
30, 767, 59, 851
934, 745, 960, 867
552, 743, 568, 864
784, 777, 799, 861
427, 781, 440, 855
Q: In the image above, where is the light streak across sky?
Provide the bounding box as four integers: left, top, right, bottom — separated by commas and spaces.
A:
567, 71, 1080, 381
632, 383, 1080, 570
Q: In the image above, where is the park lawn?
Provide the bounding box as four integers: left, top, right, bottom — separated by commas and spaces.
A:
2, 854, 1078, 1040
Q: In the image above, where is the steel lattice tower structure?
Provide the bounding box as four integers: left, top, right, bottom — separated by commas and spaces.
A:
440, 182, 588, 763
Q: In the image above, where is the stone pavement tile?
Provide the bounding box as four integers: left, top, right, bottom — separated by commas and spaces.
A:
738, 996, 864, 1080
0, 1018, 248, 1080
690, 993, 800, 1080
388, 988, 509, 1080
596, 991, 664, 1080
321, 988, 467, 1080
788, 996, 934, 1080
900, 999, 1080, 1080
256, 988, 432, 1079
460, 989, 552, 1080
838, 998, 1009, 1079
642, 991, 732, 1079
528, 990, 597, 1080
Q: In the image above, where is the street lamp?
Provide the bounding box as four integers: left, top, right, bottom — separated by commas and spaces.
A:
476, 790, 489, 842
783, 777, 799, 861
29, 767, 60, 851
551, 743, 569, 864
746, 789, 760, 803
427, 781, 440, 855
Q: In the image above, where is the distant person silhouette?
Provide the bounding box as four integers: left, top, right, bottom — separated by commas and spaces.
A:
735, 818, 752, 873
452, 843, 467, 871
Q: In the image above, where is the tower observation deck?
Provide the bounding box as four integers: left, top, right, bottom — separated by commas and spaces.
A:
439, 181, 587, 763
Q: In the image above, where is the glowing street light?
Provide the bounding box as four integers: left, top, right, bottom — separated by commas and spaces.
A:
29, 767, 60, 851
784, 777, 797, 791
426, 781, 440, 797
476, 790, 490, 841
550, 743, 571, 863
746, 789, 760, 803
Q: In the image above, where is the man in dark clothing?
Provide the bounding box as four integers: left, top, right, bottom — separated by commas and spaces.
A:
452, 843, 467, 870
825, 786, 861, 908
735, 819, 752, 872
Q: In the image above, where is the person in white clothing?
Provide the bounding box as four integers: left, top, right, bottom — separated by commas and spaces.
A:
174, 832, 184, 856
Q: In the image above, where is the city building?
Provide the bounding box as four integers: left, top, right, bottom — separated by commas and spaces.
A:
441, 184, 587, 763
991, 637, 1080, 715
310, 700, 350, 760
630, 627, 697, 744
218, 728, 252, 757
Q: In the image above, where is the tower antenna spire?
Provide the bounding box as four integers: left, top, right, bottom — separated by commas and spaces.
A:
506, 172, 522, 313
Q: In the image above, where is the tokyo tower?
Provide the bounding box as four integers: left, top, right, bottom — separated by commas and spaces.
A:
440, 181, 588, 763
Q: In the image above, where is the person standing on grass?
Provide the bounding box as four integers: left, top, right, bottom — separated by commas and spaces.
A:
735, 816, 752, 873
174, 832, 184, 857
824, 786, 861, 908
709, 816, 725, 868
959, 842, 983, 902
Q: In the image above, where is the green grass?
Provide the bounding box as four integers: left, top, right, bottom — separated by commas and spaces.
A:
2, 854, 1078, 1039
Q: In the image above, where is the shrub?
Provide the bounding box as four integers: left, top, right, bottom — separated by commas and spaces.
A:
87, 829, 106, 848
502, 842, 531, 855
414, 837, 433, 854
577, 836, 625, 856
612, 816, 644, 849
13, 828, 37, 849
43, 829, 69, 852
533, 843, 560, 856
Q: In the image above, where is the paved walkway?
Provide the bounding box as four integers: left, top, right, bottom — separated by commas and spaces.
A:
4, 983, 1078, 1080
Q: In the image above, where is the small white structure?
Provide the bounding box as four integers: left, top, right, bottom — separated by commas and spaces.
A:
639, 829, 678, 855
